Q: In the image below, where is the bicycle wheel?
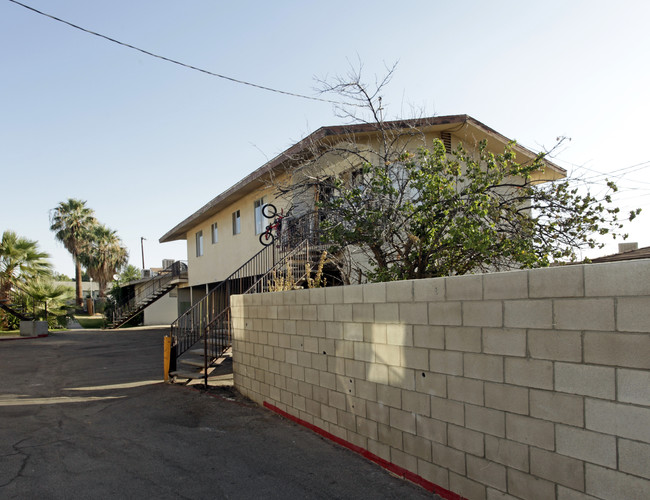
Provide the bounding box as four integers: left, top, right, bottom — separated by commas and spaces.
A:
259, 231, 274, 246
262, 203, 277, 219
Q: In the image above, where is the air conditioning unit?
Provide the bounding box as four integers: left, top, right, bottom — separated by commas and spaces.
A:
162, 259, 174, 269
618, 242, 638, 253
142, 269, 152, 279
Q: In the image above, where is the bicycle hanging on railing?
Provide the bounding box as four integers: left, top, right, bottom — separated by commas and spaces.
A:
259, 204, 285, 246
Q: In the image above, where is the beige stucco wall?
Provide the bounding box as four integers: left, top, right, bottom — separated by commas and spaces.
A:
185, 183, 289, 287
231, 259, 650, 499
143, 290, 178, 326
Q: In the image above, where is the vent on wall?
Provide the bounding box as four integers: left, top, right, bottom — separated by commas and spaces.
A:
441, 131, 452, 152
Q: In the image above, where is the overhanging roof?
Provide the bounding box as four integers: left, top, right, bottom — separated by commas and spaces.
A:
160, 114, 566, 243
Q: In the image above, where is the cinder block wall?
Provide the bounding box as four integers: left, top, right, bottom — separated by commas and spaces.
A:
230, 260, 650, 500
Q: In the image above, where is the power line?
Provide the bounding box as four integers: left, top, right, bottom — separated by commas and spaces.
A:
7, 0, 350, 106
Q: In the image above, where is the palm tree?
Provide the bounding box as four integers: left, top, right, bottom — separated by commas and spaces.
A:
49, 199, 97, 306
21, 277, 74, 326
79, 224, 128, 298
0, 230, 52, 300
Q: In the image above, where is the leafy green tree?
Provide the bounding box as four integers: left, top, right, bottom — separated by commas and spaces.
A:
116, 264, 142, 285
79, 224, 128, 298
316, 142, 640, 281
50, 199, 97, 305
279, 69, 640, 282
21, 277, 74, 328
0, 230, 51, 299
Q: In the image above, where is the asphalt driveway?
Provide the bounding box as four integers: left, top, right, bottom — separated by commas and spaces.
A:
0, 328, 434, 499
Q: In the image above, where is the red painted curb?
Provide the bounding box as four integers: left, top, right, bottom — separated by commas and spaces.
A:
0, 333, 49, 341
263, 401, 464, 500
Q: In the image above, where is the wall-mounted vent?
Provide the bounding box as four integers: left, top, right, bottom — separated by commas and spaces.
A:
441, 131, 452, 152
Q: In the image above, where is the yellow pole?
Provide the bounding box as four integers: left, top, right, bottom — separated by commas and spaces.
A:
163, 335, 171, 382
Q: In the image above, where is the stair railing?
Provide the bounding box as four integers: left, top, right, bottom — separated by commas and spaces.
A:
111, 260, 187, 327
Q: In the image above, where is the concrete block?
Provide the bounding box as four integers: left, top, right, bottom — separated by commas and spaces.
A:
416, 414, 447, 444
445, 326, 482, 352
342, 322, 363, 341
317, 304, 334, 321
529, 265, 584, 298
374, 344, 400, 364
617, 368, 650, 405
399, 302, 429, 325
415, 371, 446, 397
586, 398, 650, 443
413, 277, 445, 302
345, 359, 366, 380
363, 281, 387, 303
19, 321, 48, 336
366, 363, 389, 385
366, 401, 389, 425
333, 304, 352, 322
486, 488, 520, 500
617, 297, 650, 332
378, 423, 403, 449
429, 349, 463, 376
464, 353, 504, 382
363, 323, 387, 344
555, 362, 615, 399
584, 260, 650, 296
334, 340, 354, 359
530, 389, 583, 426
619, 438, 650, 480
506, 414, 554, 450
530, 447, 584, 491
352, 303, 374, 323
353, 342, 375, 363
385, 279, 413, 302
374, 303, 399, 323
556, 486, 600, 500
431, 442, 465, 473
507, 469, 555, 500
449, 472, 487, 500
484, 382, 528, 415
584, 331, 650, 369
324, 285, 343, 304
368, 439, 391, 463
447, 376, 484, 406
505, 358, 553, 390
447, 274, 483, 301
465, 404, 505, 437
528, 329, 582, 362
463, 301, 503, 327
428, 301, 462, 326
483, 328, 526, 357
483, 270, 528, 299
485, 435, 528, 472
401, 347, 429, 370
554, 298, 615, 331
377, 385, 401, 408
343, 284, 363, 303
386, 324, 413, 346
430, 395, 465, 425
556, 424, 617, 468
417, 459, 450, 490
504, 299, 553, 329
403, 433, 432, 461
448, 424, 484, 456
586, 464, 650, 500
389, 407, 416, 434
388, 365, 415, 390
467, 455, 507, 492
413, 325, 445, 349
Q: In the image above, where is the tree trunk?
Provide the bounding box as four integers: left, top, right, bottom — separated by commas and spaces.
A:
75, 258, 83, 306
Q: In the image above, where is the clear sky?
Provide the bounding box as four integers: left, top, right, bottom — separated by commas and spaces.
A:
2, 0, 649, 277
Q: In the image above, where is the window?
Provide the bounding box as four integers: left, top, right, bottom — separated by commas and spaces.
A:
232, 210, 241, 235
195, 230, 203, 257
211, 222, 218, 244
254, 197, 265, 234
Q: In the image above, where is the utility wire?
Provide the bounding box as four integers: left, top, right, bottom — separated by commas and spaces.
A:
7, 0, 351, 106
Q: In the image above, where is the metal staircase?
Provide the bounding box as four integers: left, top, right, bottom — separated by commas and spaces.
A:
170, 235, 325, 384
109, 261, 187, 329
0, 285, 37, 321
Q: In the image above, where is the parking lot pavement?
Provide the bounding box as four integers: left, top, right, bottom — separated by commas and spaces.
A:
0, 328, 436, 499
